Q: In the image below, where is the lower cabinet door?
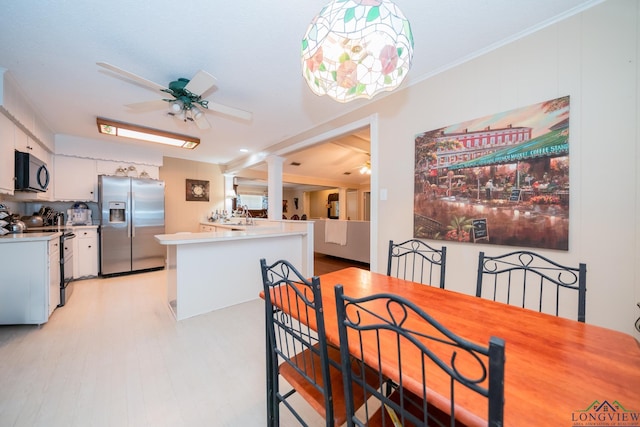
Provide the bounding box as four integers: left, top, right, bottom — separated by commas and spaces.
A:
76, 229, 99, 278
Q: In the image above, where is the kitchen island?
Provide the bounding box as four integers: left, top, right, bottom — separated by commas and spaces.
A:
155, 220, 313, 320
0, 231, 61, 324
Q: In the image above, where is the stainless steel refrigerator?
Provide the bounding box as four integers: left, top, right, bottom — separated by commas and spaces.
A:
98, 175, 165, 276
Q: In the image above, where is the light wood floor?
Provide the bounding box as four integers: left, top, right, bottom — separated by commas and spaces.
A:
0, 255, 366, 427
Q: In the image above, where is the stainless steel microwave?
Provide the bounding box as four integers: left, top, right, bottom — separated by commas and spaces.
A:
15, 150, 50, 192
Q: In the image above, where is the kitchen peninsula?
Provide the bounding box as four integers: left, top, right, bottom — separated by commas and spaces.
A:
0, 231, 61, 324
155, 220, 313, 320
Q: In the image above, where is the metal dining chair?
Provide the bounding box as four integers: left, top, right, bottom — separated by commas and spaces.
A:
335, 285, 506, 427
387, 239, 447, 288
476, 250, 587, 322
260, 259, 379, 427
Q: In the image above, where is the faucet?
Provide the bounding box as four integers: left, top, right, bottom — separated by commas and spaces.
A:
243, 206, 254, 225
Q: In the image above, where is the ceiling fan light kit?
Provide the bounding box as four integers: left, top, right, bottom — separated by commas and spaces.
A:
96, 117, 200, 149
169, 100, 183, 113
301, 0, 414, 103
161, 76, 211, 126
360, 160, 371, 174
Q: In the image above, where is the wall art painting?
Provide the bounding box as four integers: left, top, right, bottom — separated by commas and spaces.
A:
186, 179, 210, 202
414, 96, 570, 250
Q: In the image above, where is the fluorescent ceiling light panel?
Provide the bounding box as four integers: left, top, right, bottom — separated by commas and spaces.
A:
96, 117, 200, 149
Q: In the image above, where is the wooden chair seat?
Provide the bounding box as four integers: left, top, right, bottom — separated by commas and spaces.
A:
364, 387, 454, 427
280, 343, 382, 426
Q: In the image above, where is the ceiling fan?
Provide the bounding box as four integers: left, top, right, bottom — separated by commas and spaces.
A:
97, 62, 252, 130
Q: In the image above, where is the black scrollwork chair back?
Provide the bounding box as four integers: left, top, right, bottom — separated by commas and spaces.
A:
260, 259, 378, 426
335, 285, 505, 427
476, 250, 587, 322
387, 239, 447, 288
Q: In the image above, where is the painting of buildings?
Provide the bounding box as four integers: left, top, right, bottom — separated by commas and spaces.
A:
414, 96, 570, 250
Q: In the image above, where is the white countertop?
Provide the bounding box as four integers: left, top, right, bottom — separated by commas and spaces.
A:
200, 220, 281, 231
0, 232, 61, 243
155, 228, 307, 245
0, 224, 95, 243
0, 224, 96, 241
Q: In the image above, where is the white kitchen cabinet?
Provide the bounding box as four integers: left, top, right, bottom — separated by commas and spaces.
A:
2, 71, 54, 152
0, 236, 58, 324
54, 156, 98, 201
14, 124, 47, 160
49, 238, 60, 315
73, 227, 98, 278
200, 224, 217, 232
0, 113, 14, 194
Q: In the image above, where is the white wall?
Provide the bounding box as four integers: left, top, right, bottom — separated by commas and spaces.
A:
308, 188, 337, 219
276, 0, 640, 336
159, 157, 225, 233
390, 0, 639, 336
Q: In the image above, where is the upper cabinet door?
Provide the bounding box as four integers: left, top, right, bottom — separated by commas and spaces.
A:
53, 156, 97, 202
14, 125, 47, 161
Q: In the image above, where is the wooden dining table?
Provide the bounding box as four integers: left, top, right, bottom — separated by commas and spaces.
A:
264, 267, 640, 426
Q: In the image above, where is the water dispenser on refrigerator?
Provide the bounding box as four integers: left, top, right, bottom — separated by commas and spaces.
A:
108, 202, 126, 223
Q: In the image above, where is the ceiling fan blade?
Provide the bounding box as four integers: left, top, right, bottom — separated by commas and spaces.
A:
207, 101, 253, 121
125, 99, 169, 111
195, 114, 211, 130
97, 62, 166, 92
184, 70, 217, 96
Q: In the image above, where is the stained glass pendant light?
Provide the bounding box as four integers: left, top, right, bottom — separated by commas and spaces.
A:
302, 0, 414, 103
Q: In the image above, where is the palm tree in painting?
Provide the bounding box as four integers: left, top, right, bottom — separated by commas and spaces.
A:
435, 215, 474, 242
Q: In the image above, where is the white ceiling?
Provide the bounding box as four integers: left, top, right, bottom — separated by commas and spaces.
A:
0, 0, 600, 186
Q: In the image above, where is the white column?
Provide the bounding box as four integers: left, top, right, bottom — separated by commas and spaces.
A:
266, 155, 284, 220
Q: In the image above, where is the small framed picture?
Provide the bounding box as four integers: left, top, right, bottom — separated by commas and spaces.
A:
186, 179, 210, 202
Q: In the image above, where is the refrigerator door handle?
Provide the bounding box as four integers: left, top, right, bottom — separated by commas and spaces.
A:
130, 191, 136, 238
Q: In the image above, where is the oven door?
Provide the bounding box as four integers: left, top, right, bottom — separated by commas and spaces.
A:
60, 233, 75, 306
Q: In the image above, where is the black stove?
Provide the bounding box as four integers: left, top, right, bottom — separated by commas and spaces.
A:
23, 228, 76, 306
